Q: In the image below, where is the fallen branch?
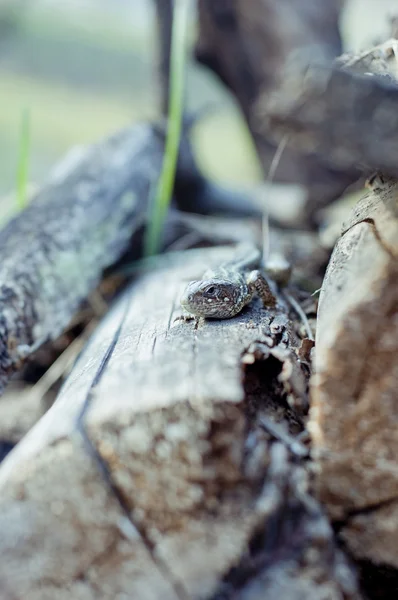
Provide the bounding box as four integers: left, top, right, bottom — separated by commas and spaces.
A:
0, 124, 164, 393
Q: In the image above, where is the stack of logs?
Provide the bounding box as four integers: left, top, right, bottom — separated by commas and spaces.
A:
0, 1, 397, 599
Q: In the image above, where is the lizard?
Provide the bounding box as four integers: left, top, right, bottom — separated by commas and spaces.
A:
180, 137, 292, 321
180, 243, 277, 319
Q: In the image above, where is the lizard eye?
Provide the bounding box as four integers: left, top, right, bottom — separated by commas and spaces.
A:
205, 285, 216, 295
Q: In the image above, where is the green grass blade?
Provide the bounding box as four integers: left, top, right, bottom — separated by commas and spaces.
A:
144, 0, 189, 257
16, 107, 31, 211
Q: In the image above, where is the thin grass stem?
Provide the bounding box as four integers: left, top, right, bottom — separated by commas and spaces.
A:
16, 107, 31, 211
144, 0, 189, 257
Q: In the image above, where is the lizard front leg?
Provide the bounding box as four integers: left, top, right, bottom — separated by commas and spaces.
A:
173, 310, 203, 328
247, 270, 277, 308
173, 311, 196, 323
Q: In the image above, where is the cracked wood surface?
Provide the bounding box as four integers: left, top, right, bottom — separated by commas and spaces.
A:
0, 247, 361, 599
310, 178, 398, 567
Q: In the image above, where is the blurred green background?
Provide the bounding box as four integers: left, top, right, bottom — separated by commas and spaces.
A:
0, 0, 395, 198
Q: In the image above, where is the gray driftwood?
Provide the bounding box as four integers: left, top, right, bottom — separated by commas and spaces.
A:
310, 177, 398, 569
0, 247, 361, 600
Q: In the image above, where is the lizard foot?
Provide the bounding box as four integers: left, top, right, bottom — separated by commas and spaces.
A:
173, 313, 196, 324
247, 270, 277, 308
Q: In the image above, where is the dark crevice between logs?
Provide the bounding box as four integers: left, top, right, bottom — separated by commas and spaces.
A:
243, 355, 305, 435
208, 497, 308, 600
206, 356, 308, 598
0, 440, 14, 462
336, 535, 398, 600
357, 560, 398, 600
207, 344, 364, 599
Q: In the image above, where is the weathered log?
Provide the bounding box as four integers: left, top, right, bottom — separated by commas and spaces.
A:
310, 177, 398, 569
264, 60, 398, 178
0, 246, 361, 599
0, 208, 327, 458
0, 122, 265, 395
0, 125, 164, 395
194, 0, 357, 225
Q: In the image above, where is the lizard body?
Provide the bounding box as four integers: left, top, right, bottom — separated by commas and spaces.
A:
180, 244, 276, 319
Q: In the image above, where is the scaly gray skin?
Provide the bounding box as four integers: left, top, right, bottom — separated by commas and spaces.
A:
180, 244, 277, 319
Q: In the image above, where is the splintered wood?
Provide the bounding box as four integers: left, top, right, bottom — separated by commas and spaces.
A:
310, 177, 398, 567
0, 248, 361, 600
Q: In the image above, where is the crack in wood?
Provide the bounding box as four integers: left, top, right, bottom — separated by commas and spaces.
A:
342, 217, 398, 260
75, 291, 190, 600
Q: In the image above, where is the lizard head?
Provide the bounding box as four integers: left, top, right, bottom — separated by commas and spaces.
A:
180, 278, 242, 318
